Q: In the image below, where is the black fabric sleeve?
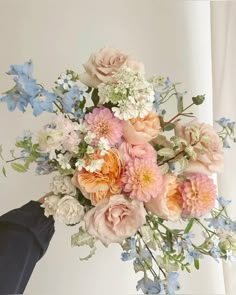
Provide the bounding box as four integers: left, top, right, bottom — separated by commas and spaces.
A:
0, 201, 55, 294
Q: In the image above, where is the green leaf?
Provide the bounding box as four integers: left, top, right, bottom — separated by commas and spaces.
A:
15, 138, 32, 149
2, 166, 7, 177
159, 163, 169, 174
80, 246, 97, 261
133, 258, 145, 273
194, 259, 200, 270
71, 227, 97, 249
184, 218, 194, 234
166, 230, 173, 250
157, 148, 175, 158
57, 166, 75, 176
177, 95, 183, 113
192, 95, 205, 105
163, 123, 175, 131
91, 89, 99, 106
78, 97, 86, 110
11, 163, 28, 173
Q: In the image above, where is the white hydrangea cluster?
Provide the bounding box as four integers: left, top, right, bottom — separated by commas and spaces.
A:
98, 67, 154, 120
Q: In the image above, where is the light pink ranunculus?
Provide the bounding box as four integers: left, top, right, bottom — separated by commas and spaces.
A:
122, 112, 161, 145
79, 47, 144, 88
118, 141, 157, 163
175, 119, 224, 175
83, 194, 146, 246
145, 174, 183, 222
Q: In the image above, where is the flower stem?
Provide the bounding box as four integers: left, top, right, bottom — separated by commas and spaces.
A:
166, 102, 195, 124
138, 230, 166, 278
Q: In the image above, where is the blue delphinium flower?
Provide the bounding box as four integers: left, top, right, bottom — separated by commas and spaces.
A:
136, 277, 163, 294
0, 60, 40, 112
7, 60, 33, 77
217, 196, 232, 207
222, 139, 231, 148
205, 217, 226, 230
0, 91, 29, 112
30, 89, 56, 116
186, 247, 202, 264
121, 237, 137, 261
17, 130, 32, 142
163, 77, 172, 90
61, 85, 84, 113
166, 272, 180, 295
153, 90, 160, 112
35, 155, 55, 175
216, 117, 231, 128
210, 246, 221, 262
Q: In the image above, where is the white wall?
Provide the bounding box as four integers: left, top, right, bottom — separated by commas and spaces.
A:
0, 1, 226, 294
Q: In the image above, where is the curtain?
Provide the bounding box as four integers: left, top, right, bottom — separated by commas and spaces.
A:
0, 1, 235, 294
211, 2, 236, 295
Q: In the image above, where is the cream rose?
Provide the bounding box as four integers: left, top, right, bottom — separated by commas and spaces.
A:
175, 119, 224, 175
83, 194, 146, 246
55, 195, 84, 225
41, 195, 60, 217
122, 112, 161, 145
79, 47, 144, 88
50, 175, 76, 196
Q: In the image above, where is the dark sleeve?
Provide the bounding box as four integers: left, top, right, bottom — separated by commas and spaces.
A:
0, 201, 55, 294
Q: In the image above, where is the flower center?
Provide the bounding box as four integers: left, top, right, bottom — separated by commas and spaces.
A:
96, 122, 109, 136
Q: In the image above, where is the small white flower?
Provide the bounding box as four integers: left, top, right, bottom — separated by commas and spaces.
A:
86, 145, 95, 154
57, 73, 74, 90
84, 131, 96, 144
85, 159, 104, 172
55, 195, 84, 225
41, 195, 61, 217
98, 137, 110, 155
77, 123, 87, 133
57, 153, 71, 170
75, 158, 85, 171
50, 175, 76, 195
112, 101, 138, 120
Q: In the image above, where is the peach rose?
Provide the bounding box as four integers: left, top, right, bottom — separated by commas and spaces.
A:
79, 47, 144, 88
175, 119, 224, 175
83, 194, 146, 246
122, 112, 161, 144
145, 174, 183, 221
72, 149, 122, 205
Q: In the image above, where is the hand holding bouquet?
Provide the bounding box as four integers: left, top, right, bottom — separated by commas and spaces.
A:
1, 47, 236, 295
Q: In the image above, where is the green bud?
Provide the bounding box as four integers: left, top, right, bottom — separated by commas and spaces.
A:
192, 95, 205, 105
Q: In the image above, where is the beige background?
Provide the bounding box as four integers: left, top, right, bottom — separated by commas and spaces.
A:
0, 1, 235, 294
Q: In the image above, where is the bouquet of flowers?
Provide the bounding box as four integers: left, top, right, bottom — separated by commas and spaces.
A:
1, 47, 236, 295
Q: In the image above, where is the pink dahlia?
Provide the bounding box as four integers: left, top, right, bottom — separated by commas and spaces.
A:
180, 173, 217, 218
121, 158, 163, 202
84, 107, 123, 145
118, 141, 157, 163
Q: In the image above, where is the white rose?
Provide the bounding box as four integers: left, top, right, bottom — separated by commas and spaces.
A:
41, 195, 60, 217
50, 175, 76, 195
55, 195, 84, 225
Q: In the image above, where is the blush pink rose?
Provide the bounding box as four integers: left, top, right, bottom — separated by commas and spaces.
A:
118, 141, 157, 163
145, 174, 183, 222
83, 194, 146, 246
175, 119, 224, 175
79, 47, 144, 88
122, 112, 161, 145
